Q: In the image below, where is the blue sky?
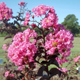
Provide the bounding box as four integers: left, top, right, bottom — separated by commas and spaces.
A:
0, 0, 80, 24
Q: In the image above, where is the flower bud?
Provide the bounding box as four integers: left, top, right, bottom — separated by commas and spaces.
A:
32, 15, 34, 19
31, 23, 37, 28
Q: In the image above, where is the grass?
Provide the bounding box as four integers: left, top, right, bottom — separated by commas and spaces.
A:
71, 37, 80, 54
0, 37, 12, 64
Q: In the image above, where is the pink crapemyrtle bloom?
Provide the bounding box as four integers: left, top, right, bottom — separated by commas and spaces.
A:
58, 68, 68, 73
53, 24, 65, 33
32, 5, 50, 17
8, 28, 37, 66
49, 6, 55, 13
52, 14, 58, 27
61, 68, 68, 73
5, 71, 14, 77
47, 13, 55, 21
45, 39, 60, 55
5, 71, 9, 77
23, 13, 30, 26
41, 14, 58, 28
45, 29, 73, 64
17, 65, 25, 70
73, 56, 80, 62
8, 42, 37, 65
2, 44, 7, 50
45, 39, 58, 50
0, 2, 13, 21
55, 29, 74, 50
40, 8, 58, 28
41, 17, 53, 28
8, 42, 37, 66
47, 47, 56, 55
56, 57, 68, 65
0, 13, 3, 20
18, 1, 25, 7
23, 21, 29, 25
23, 28, 37, 38
13, 32, 23, 42
10, 74, 14, 77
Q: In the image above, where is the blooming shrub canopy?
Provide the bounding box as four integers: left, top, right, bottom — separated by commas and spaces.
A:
0, 2, 13, 20
23, 5, 74, 65
2, 2, 74, 69
1, 2, 75, 79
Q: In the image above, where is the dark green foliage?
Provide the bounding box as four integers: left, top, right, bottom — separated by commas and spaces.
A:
34, 27, 42, 35
62, 14, 80, 36
0, 32, 9, 37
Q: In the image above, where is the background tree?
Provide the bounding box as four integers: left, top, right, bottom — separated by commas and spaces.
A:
62, 14, 80, 36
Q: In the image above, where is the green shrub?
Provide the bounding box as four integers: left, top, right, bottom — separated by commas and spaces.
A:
0, 32, 10, 37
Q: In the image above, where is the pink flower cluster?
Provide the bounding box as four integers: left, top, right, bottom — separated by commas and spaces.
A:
8, 28, 37, 66
56, 57, 68, 65
32, 5, 58, 28
73, 56, 80, 62
32, 5, 50, 17
54, 24, 65, 34
45, 29, 74, 64
23, 13, 30, 25
41, 12, 58, 28
5, 71, 9, 77
5, 71, 14, 77
17, 65, 25, 70
0, 2, 13, 21
18, 1, 25, 7
58, 68, 68, 73
2, 44, 7, 50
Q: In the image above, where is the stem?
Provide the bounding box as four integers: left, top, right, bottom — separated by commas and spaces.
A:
42, 29, 47, 59
30, 20, 42, 30
46, 64, 49, 76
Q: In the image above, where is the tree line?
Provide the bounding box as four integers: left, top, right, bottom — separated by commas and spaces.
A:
61, 14, 80, 36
